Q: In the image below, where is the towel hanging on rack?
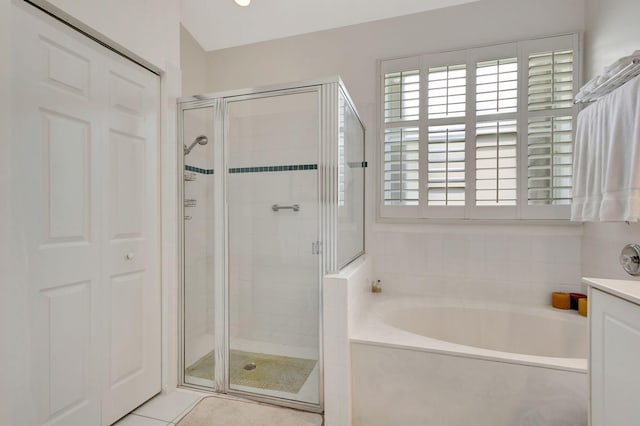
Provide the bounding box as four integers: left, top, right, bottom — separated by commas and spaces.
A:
575, 51, 640, 103
571, 74, 640, 222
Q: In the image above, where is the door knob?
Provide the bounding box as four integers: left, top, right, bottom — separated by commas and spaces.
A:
126, 252, 135, 260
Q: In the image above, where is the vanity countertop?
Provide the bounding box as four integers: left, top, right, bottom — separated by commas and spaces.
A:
583, 277, 640, 305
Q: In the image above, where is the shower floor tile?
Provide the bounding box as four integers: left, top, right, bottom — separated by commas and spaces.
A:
185, 350, 317, 394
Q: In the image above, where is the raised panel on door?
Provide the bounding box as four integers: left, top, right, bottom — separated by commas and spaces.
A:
12, 4, 102, 425
101, 57, 161, 426
35, 282, 94, 426
591, 289, 640, 425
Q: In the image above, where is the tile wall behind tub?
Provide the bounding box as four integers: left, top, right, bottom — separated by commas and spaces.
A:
368, 225, 583, 305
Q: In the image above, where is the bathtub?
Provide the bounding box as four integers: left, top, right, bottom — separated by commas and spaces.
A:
350, 296, 588, 426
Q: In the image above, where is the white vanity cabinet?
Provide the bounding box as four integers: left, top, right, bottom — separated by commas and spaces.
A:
585, 278, 640, 426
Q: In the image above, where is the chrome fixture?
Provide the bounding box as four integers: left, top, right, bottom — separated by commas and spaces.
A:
575, 59, 640, 104
271, 203, 300, 212
620, 243, 640, 276
184, 135, 208, 156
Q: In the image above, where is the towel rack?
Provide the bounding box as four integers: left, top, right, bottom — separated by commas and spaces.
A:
272, 204, 300, 212
575, 59, 640, 104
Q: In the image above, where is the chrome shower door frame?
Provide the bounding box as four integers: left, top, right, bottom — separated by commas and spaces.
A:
221, 84, 324, 413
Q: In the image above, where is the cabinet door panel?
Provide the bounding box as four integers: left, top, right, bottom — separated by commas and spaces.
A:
591, 289, 640, 425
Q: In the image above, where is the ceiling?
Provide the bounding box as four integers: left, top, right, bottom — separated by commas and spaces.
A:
181, 0, 480, 52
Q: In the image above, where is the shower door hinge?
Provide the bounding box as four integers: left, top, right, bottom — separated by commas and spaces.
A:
312, 241, 322, 255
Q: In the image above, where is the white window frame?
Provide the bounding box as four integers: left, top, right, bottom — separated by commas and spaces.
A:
378, 33, 581, 221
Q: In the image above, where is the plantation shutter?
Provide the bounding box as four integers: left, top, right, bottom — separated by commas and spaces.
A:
383, 127, 420, 205
528, 50, 574, 111
526, 49, 575, 207
383, 68, 420, 206
426, 63, 466, 207
527, 116, 573, 205
475, 120, 517, 206
474, 55, 518, 207
378, 34, 579, 220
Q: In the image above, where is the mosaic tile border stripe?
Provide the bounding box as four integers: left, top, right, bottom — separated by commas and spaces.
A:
347, 161, 368, 168
229, 164, 318, 174
185, 165, 214, 175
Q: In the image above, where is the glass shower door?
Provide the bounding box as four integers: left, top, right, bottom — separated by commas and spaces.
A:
181, 106, 217, 389
226, 89, 321, 406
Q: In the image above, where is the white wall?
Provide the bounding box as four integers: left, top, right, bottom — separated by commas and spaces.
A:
0, 1, 20, 423
582, 223, 640, 280
181, 25, 208, 97
584, 0, 640, 81
200, 0, 587, 301
580, 0, 640, 281
30, 0, 180, 70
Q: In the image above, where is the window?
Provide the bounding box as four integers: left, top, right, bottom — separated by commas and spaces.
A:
380, 34, 579, 220
383, 69, 420, 206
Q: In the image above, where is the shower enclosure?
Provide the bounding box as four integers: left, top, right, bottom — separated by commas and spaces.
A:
178, 77, 365, 412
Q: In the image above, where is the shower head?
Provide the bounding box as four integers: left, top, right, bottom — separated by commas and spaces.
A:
184, 135, 209, 155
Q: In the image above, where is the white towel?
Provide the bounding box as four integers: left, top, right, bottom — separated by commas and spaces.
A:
571, 74, 640, 222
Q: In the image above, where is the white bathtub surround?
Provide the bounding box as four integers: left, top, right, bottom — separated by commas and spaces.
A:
354, 296, 587, 370
350, 294, 588, 425
351, 344, 587, 426
323, 255, 373, 426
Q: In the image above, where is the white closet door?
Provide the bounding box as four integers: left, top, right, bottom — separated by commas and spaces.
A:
11, 4, 161, 426
100, 35, 161, 426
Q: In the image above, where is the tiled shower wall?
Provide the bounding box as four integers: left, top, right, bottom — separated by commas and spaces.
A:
183, 108, 215, 365
228, 170, 319, 349
368, 224, 584, 305
227, 91, 320, 352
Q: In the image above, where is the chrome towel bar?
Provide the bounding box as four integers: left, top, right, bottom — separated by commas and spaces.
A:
575, 58, 640, 104
272, 204, 300, 212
